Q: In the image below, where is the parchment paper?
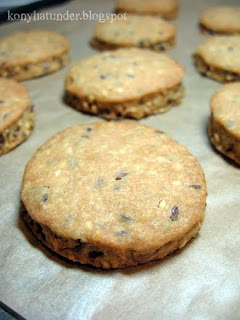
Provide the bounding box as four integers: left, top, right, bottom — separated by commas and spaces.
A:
0, 0, 240, 319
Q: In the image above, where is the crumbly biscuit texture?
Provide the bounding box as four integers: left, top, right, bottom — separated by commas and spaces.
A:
0, 30, 69, 80
200, 6, 240, 34
92, 15, 176, 51
0, 78, 34, 154
194, 36, 240, 82
208, 82, 240, 165
116, 0, 179, 19
21, 121, 206, 268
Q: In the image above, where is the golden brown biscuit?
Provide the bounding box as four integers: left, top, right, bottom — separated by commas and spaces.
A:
65, 48, 185, 119
0, 30, 70, 81
21, 121, 207, 269
200, 6, 240, 35
208, 82, 240, 165
0, 78, 34, 155
116, 0, 179, 19
91, 14, 176, 51
193, 36, 240, 82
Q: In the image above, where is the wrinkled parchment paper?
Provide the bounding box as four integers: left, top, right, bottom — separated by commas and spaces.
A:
0, 0, 240, 319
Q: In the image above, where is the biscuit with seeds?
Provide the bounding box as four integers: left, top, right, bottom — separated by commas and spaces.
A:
65, 48, 185, 119
208, 82, 240, 165
0, 30, 69, 81
21, 121, 207, 269
0, 78, 34, 155
200, 6, 240, 35
193, 36, 240, 82
91, 14, 176, 51
116, 0, 179, 19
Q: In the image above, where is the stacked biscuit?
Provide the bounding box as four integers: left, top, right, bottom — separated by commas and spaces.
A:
193, 6, 240, 165
0, 30, 70, 154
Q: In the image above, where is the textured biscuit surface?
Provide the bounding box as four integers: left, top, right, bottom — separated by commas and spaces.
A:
208, 82, 240, 165
65, 48, 185, 119
194, 36, 240, 82
21, 121, 206, 268
116, 0, 179, 19
200, 6, 240, 34
0, 78, 34, 154
0, 30, 69, 80
92, 15, 176, 51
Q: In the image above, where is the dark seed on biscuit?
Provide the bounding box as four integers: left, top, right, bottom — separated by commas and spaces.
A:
0, 134, 5, 145
117, 230, 128, 237
95, 178, 104, 188
170, 205, 178, 221
126, 73, 135, 78
189, 184, 201, 190
81, 135, 89, 139
13, 130, 19, 137
115, 172, 129, 180
0, 100, 5, 103
70, 159, 77, 169
88, 251, 104, 258
227, 46, 234, 52
227, 120, 235, 128
41, 232, 46, 242
29, 104, 34, 112
86, 127, 92, 132
138, 40, 145, 48
43, 61, 50, 68
36, 222, 42, 234
41, 193, 48, 202
121, 213, 134, 222
100, 75, 106, 80
73, 244, 82, 253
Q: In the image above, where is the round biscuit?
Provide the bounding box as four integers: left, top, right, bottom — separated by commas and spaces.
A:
65, 48, 185, 119
92, 14, 176, 51
200, 6, 240, 35
0, 78, 34, 154
194, 36, 240, 82
0, 30, 70, 80
116, 0, 179, 19
208, 82, 240, 165
21, 121, 207, 269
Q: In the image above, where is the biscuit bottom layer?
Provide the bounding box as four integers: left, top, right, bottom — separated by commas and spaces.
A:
194, 55, 240, 83
90, 37, 175, 52
65, 83, 184, 120
0, 52, 69, 81
208, 114, 240, 165
22, 207, 203, 269
0, 106, 34, 155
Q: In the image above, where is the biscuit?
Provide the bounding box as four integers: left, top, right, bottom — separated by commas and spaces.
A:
91, 14, 176, 51
193, 36, 240, 82
0, 78, 34, 155
0, 30, 70, 81
21, 121, 207, 269
200, 6, 240, 35
65, 48, 185, 119
208, 82, 240, 165
116, 0, 179, 19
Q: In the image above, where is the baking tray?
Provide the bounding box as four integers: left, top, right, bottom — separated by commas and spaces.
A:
0, 0, 239, 319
